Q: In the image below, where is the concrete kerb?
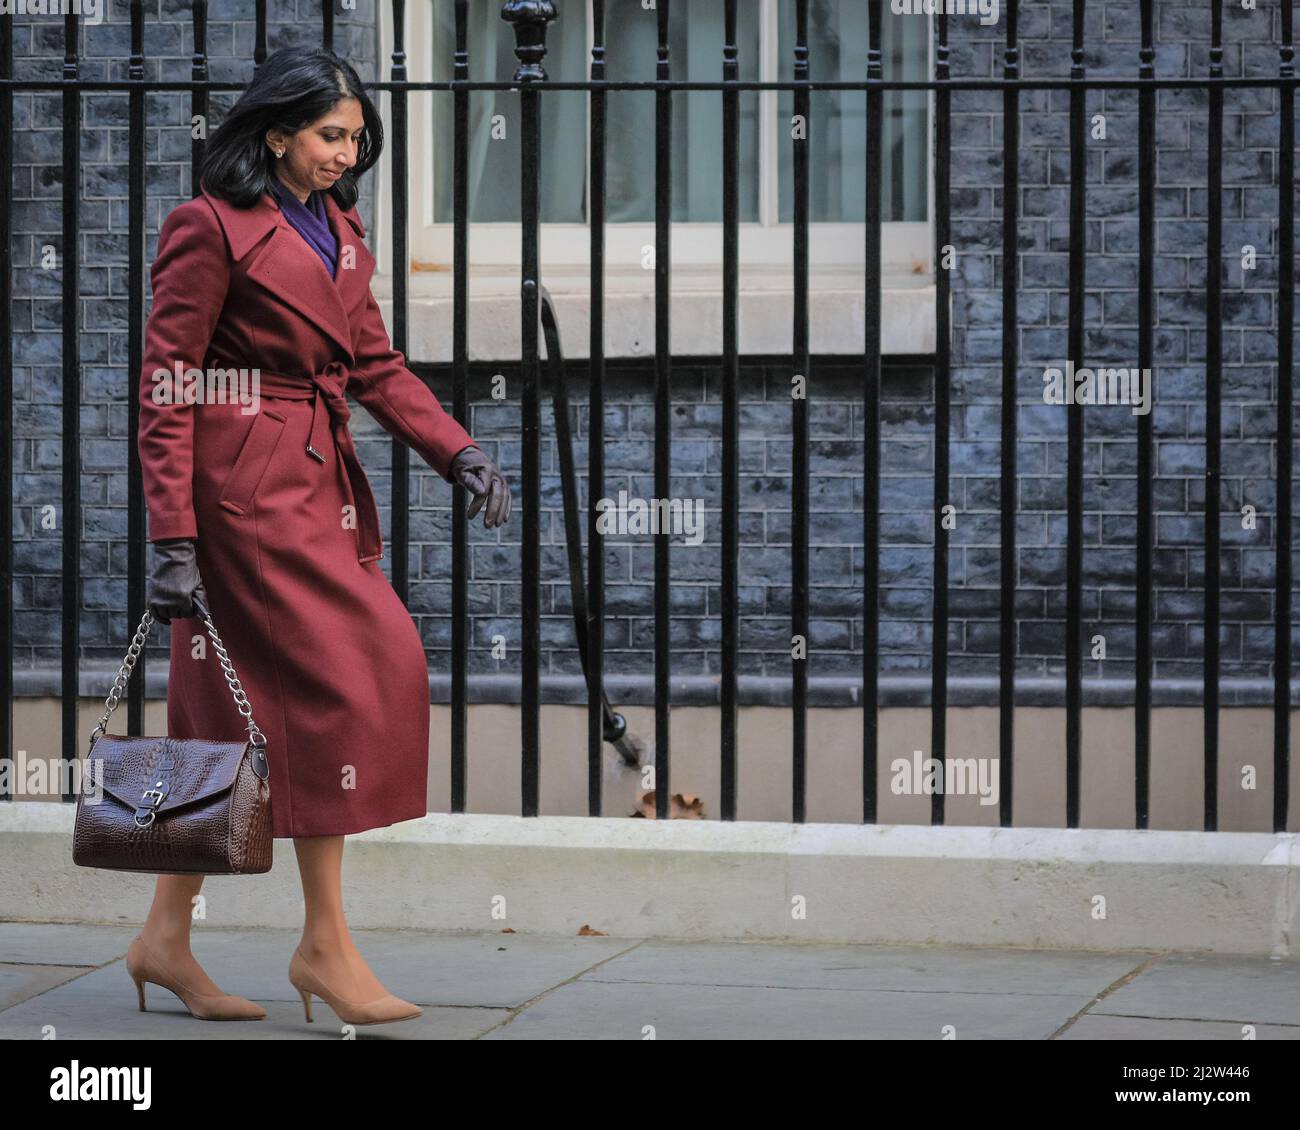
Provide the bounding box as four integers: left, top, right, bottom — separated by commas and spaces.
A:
1, 802, 1296, 957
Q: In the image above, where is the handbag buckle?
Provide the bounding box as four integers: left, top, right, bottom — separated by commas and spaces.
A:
133, 779, 169, 828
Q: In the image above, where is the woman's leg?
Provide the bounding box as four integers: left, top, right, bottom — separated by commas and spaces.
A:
293, 835, 389, 1000
138, 874, 227, 994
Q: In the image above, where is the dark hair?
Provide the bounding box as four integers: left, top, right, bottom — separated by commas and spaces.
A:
199, 47, 382, 209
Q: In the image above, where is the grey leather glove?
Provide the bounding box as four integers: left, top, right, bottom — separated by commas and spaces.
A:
449, 445, 511, 529
147, 537, 209, 625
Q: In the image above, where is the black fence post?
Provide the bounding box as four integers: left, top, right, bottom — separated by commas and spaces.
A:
1065, 1, 1087, 829
452, 0, 471, 813
932, 11, 951, 827
1277, 0, 1295, 834
726, 0, 745, 823
0, 13, 11, 787
1205, 0, 1224, 832
999, 0, 1020, 828
127, 1, 147, 738
588, 1, 608, 818
653, 1, 673, 821
390, 0, 413, 609
862, 0, 883, 825
1136, 0, 1155, 829
501, 0, 557, 817
60, 14, 82, 797
190, 0, 208, 200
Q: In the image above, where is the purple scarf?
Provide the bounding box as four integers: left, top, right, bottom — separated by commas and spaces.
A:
269, 177, 338, 280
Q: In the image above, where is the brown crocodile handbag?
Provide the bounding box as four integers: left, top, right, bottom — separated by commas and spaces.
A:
72, 595, 273, 875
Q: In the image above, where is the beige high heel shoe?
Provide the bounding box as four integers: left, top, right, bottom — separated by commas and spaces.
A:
288, 946, 423, 1026
125, 934, 267, 1021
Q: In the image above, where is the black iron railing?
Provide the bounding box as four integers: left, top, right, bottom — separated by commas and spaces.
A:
0, 1, 1294, 832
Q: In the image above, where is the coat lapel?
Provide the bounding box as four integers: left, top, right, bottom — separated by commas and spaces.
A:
201, 185, 374, 364
322, 191, 377, 341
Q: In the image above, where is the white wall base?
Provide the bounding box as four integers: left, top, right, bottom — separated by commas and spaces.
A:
3, 802, 1296, 957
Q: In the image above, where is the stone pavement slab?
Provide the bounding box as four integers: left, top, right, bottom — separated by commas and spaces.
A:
0, 923, 1296, 1040
0, 923, 141, 966
480, 979, 1091, 1039
1060, 1014, 1300, 1040
1085, 953, 1300, 1028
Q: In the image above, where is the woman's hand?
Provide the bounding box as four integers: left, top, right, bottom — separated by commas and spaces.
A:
147, 538, 209, 624
450, 445, 512, 529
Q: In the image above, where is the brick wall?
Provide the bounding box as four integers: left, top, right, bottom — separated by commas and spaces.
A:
942, 0, 1296, 692
5, 1, 1297, 705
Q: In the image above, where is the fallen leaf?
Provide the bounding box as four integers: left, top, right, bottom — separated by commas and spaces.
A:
631, 790, 706, 819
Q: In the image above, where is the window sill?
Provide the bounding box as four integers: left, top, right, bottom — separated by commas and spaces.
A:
370, 265, 935, 361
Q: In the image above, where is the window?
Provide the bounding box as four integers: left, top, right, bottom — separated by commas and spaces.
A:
383, 1, 932, 275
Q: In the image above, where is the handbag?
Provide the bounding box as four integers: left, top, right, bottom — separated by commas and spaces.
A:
72, 594, 273, 875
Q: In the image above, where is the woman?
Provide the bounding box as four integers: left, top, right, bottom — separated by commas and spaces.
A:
127, 47, 511, 1026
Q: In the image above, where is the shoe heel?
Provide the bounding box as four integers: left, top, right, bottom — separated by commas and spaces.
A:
126, 933, 267, 1022
288, 947, 419, 1027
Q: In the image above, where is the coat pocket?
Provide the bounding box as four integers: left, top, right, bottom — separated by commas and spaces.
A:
218, 408, 287, 516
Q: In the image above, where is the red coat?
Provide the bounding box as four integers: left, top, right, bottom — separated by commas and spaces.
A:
137, 185, 475, 838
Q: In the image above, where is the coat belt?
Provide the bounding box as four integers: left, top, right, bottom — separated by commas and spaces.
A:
254, 363, 384, 564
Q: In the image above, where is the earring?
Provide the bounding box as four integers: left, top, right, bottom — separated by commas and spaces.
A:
274, 149, 284, 158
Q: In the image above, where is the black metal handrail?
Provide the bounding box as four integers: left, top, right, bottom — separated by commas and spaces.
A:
539, 285, 637, 768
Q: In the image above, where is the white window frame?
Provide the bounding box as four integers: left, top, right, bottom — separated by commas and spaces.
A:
375, 0, 933, 279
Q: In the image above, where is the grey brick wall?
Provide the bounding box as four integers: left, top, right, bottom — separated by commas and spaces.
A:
6, 1, 1298, 704
943, 0, 1298, 690
407, 357, 930, 683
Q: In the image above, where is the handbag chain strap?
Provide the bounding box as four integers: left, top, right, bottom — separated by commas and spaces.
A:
89, 601, 267, 751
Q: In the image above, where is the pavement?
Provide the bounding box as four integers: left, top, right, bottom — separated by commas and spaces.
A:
1, 922, 1298, 1039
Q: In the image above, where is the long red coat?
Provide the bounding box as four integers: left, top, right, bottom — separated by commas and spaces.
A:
137, 185, 475, 839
